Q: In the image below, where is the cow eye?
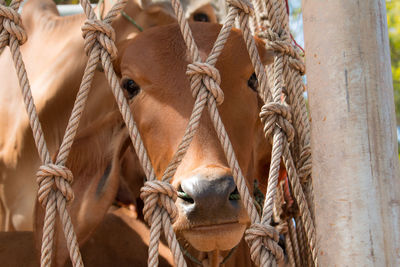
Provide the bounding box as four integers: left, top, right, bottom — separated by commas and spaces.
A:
193, 12, 210, 22
248, 73, 258, 92
122, 79, 141, 99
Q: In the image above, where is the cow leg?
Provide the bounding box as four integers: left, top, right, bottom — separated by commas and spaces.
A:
0, 182, 19, 231
0, 184, 10, 231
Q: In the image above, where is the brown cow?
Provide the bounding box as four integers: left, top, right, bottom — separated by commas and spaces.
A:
33, 22, 281, 266
0, 207, 174, 267
0, 0, 217, 231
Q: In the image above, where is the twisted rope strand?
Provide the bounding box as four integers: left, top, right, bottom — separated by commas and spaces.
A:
235, 2, 272, 103
0, 1, 84, 266
97, 27, 187, 267
207, 94, 260, 225
169, 0, 302, 266
285, 228, 296, 267
2, 0, 316, 265
140, 182, 178, 267
155, 2, 267, 265
160, 4, 244, 184
40, 192, 57, 266
167, 2, 287, 266
234, 2, 292, 264
56, 47, 101, 164
0, 0, 26, 53
251, 0, 317, 266
171, 0, 199, 61
282, 140, 317, 264
160, 94, 208, 182
81, 0, 185, 265
1, 2, 50, 164
295, 216, 308, 266
37, 1, 132, 265
289, 218, 302, 267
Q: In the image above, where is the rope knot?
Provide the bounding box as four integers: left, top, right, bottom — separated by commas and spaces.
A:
36, 164, 74, 207
227, 0, 254, 15
245, 223, 284, 264
82, 19, 117, 60
186, 62, 224, 105
289, 56, 306, 75
140, 180, 178, 224
258, 30, 292, 54
257, 29, 306, 74
260, 102, 294, 142
0, 4, 27, 48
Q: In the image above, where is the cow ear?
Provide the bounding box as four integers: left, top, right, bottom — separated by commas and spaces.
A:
114, 39, 133, 76
254, 37, 275, 66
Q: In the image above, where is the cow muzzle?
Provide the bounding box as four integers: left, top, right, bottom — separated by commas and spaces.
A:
173, 167, 249, 252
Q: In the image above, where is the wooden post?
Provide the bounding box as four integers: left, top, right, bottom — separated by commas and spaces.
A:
302, 0, 400, 265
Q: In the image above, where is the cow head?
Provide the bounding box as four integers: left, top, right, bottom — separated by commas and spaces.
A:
115, 23, 274, 252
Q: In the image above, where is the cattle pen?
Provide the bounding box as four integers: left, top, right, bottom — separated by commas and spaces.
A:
0, 0, 399, 267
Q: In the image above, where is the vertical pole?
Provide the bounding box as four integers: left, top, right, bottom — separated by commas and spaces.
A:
302, 0, 400, 265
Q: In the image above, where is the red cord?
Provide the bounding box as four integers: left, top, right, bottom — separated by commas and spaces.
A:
286, 0, 290, 15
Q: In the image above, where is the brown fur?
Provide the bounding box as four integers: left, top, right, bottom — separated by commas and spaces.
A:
32, 23, 278, 266
0, 0, 217, 232
0, 0, 287, 265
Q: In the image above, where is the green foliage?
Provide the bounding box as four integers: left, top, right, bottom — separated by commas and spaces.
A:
387, 0, 400, 124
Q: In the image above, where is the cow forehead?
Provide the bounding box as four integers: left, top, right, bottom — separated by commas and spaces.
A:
119, 23, 255, 86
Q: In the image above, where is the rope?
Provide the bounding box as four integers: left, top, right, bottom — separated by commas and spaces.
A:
152, 0, 316, 265
186, 62, 224, 105
78, 1, 187, 266
245, 223, 284, 264
0, 1, 84, 266
284, 223, 296, 267
282, 140, 317, 264
289, 218, 302, 267
251, 0, 318, 265
2, 0, 316, 265
0, 1, 26, 52
36, 164, 74, 205
141, 181, 178, 224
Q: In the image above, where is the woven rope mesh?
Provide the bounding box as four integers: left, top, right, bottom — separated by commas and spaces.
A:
0, 0, 316, 266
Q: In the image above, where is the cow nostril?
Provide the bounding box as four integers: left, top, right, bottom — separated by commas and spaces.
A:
177, 185, 194, 204
229, 187, 240, 201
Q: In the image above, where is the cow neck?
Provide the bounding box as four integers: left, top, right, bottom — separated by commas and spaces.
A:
180, 243, 238, 267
